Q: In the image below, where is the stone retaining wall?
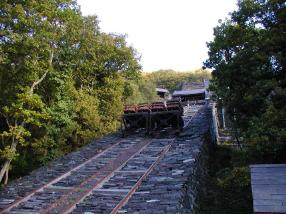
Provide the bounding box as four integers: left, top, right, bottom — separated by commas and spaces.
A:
178, 105, 212, 213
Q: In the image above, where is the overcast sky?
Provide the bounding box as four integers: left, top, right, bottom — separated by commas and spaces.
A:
77, 0, 238, 71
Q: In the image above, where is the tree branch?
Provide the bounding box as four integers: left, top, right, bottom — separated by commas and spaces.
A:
30, 50, 54, 94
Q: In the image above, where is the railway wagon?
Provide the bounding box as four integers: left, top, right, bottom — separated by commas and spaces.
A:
121, 100, 183, 137
121, 104, 150, 137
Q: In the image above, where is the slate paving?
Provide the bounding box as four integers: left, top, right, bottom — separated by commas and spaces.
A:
0, 134, 124, 207
0, 104, 211, 214
250, 164, 286, 213
70, 139, 173, 214
118, 106, 211, 213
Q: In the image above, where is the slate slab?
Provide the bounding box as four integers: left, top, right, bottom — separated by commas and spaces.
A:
250, 164, 286, 213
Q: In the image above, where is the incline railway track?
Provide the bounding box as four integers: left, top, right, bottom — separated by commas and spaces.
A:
0, 137, 174, 214
0, 136, 126, 213
0, 104, 204, 214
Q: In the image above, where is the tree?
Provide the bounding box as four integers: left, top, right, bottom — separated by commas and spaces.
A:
0, 0, 83, 184
0, 1, 142, 183
205, 0, 286, 157
71, 16, 141, 137
145, 69, 211, 92
124, 77, 159, 104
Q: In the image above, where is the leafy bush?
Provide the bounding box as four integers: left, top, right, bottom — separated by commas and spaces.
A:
198, 146, 252, 214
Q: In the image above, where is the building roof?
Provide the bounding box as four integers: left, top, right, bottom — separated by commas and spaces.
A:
156, 88, 169, 93
172, 88, 206, 96
250, 164, 286, 213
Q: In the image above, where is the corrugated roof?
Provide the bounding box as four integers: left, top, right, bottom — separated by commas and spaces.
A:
250, 164, 286, 213
172, 89, 206, 96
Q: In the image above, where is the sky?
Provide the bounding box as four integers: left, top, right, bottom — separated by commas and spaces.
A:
77, 0, 238, 71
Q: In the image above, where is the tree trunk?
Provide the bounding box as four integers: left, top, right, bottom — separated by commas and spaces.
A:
4, 167, 9, 185
0, 136, 18, 184
0, 161, 10, 184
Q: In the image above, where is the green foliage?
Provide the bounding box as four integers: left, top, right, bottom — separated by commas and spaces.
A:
97, 75, 125, 134
205, 0, 286, 158
123, 68, 211, 105
124, 78, 159, 104
0, 146, 18, 161
144, 69, 211, 92
214, 167, 252, 214
73, 89, 101, 146
0, 91, 49, 164
0, 0, 141, 182
198, 146, 252, 214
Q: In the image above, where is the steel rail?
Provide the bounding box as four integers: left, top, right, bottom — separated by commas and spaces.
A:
110, 142, 173, 214
0, 138, 124, 214
39, 138, 153, 214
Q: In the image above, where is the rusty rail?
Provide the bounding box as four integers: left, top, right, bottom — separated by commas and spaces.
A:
39, 138, 153, 214
0, 139, 124, 214
110, 143, 173, 214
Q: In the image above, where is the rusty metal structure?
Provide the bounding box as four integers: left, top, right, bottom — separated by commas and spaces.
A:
121, 104, 150, 136
121, 100, 183, 136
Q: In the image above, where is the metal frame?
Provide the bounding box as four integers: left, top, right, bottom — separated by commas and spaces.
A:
121, 112, 150, 137
121, 110, 183, 137
149, 110, 183, 134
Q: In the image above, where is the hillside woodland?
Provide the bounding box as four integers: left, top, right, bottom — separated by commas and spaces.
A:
144, 69, 211, 92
